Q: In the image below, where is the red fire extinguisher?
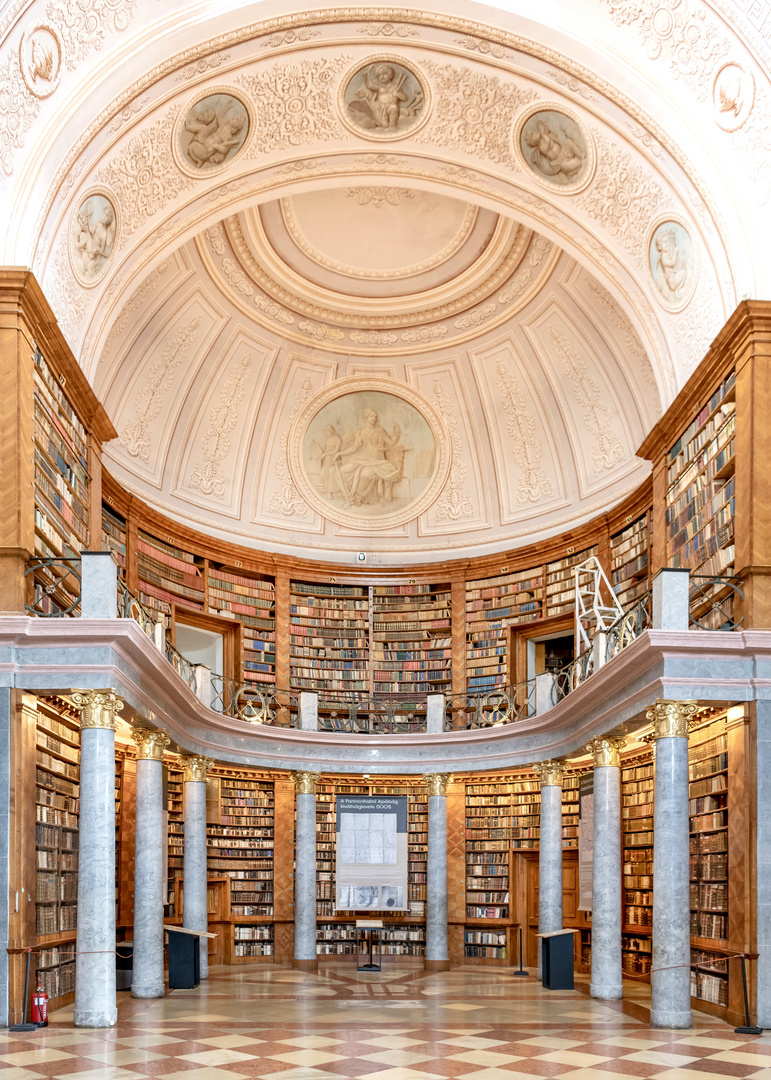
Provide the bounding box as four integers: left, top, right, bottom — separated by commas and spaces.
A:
31, 985, 48, 1027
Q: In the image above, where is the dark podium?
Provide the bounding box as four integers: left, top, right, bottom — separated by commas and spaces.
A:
164, 925, 216, 989
537, 929, 579, 990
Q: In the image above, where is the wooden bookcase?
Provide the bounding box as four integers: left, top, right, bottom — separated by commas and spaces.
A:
371, 584, 452, 696
611, 513, 651, 608
208, 567, 275, 689
290, 582, 369, 692
465, 566, 543, 693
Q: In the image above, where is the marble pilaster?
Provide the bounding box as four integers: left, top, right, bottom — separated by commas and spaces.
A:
533, 760, 564, 979
586, 737, 625, 1000
424, 773, 452, 970
73, 690, 123, 1027
292, 772, 320, 970
131, 729, 170, 998
649, 700, 697, 1028
181, 755, 213, 980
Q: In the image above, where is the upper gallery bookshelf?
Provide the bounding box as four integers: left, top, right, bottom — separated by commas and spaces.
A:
32, 350, 90, 615
289, 582, 369, 692
611, 513, 651, 609
371, 584, 452, 696
208, 568, 275, 688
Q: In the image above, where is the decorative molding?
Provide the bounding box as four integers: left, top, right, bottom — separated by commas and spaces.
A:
238, 57, 347, 151
532, 759, 565, 786
548, 326, 627, 474
357, 22, 419, 38
422, 60, 534, 164
189, 354, 253, 498
292, 770, 321, 793
350, 330, 398, 345
261, 27, 321, 49
131, 728, 171, 760
179, 755, 214, 782
496, 360, 553, 505
423, 773, 453, 796
72, 689, 124, 730
645, 699, 699, 739
119, 315, 201, 461
176, 52, 231, 82
269, 375, 313, 518
345, 185, 414, 207
586, 735, 627, 767
431, 378, 474, 521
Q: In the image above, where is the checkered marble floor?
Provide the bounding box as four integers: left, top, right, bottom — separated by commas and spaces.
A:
2, 964, 770, 1080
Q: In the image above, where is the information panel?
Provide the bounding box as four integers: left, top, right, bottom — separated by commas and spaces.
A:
335, 796, 409, 911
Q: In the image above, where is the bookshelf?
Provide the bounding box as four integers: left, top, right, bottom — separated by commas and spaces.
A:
621, 756, 654, 954
166, 767, 184, 916
208, 568, 275, 689
465, 781, 511, 924
32, 350, 90, 615
115, 758, 122, 915
371, 584, 452, 695
465, 567, 543, 693
137, 529, 205, 627
101, 504, 127, 581
689, 714, 729, 1008
545, 546, 598, 617
665, 373, 736, 589
32, 697, 80, 1004
611, 514, 651, 609
290, 582, 370, 692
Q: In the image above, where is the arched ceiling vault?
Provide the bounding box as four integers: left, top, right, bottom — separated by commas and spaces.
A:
1, 0, 767, 561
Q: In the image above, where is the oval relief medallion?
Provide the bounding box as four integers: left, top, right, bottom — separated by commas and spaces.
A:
69, 189, 119, 286
648, 218, 699, 311
288, 379, 450, 531
175, 88, 251, 175
713, 63, 755, 131
515, 105, 594, 192
20, 24, 62, 98
340, 55, 430, 140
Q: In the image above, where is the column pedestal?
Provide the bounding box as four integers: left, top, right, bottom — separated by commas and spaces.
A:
587, 737, 625, 1000
73, 691, 123, 1028
131, 730, 170, 998
649, 701, 696, 1029
293, 772, 319, 972
533, 761, 564, 980
424, 774, 452, 971
181, 756, 213, 981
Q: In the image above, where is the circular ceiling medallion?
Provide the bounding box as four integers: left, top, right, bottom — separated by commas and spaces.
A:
514, 104, 594, 193
19, 24, 62, 98
68, 188, 119, 287
713, 63, 755, 132
648, 217, 699, 312
339, 55, 430, 141
288, 378, 451, 531
174, 86, 252, 176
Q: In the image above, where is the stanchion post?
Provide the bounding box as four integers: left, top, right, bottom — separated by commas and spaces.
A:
735, 953, 763, 1035
512, 926, 529, 977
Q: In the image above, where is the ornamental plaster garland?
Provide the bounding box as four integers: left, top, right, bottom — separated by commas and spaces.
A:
189, 353, 253, 499
431, 378, 474, 521
496, 360, 553, 505
237, 57, 348, 151
548, 326, 627, 474
269, 376, 313, 518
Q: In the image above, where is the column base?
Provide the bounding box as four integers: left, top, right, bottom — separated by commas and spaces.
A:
651, 1008, 693, 1029
131, 983, 166, 999
74, 1007, 118, 1028
590, 983, 623, 1000
424, 959, 450, 971
293, 958, 319, 972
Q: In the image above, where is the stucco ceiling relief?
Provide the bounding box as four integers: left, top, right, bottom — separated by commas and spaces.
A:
170, 330, 278, 517
109, 287, 226, 487
469, 337, 567, 523
405, 359, 490, 534
251, 353, 338, 532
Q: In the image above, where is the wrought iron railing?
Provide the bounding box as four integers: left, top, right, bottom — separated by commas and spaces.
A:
689, 575, 744, 631
554, 648, 594, 702
117, 580, 158, 640
445, 683, 537, 730
24, 557, 81, 617
165, 641, 197, 692
316, 693, 426, 734
604, 590, 653, 663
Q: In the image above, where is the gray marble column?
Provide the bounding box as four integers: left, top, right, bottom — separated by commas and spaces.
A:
756, 700, 771, 1028
649, 700, 697, 1028
424, 773, 452, 970
292, 772, 320, 970
73, 690, 123, 1027
587, 737, 626, 1000
181, 756, 213, 980
131, 729, 170, 998
533, 760, 564, 980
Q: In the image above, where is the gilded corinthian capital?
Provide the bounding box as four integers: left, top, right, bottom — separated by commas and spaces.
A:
586, 736, 627, 768
423, 773, 453, 796
72, 689, 124, 730
131, 728, 171, 760
292, 771, 321, 794
179, 755, 214, 782
645, 699, 699, 739
532, 759, 565, 787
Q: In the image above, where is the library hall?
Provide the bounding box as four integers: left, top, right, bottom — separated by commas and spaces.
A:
3, 0, 771, 1075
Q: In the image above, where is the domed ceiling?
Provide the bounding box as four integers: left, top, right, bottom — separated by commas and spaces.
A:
97, 185, 661, 560
4, 0, 760, 562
